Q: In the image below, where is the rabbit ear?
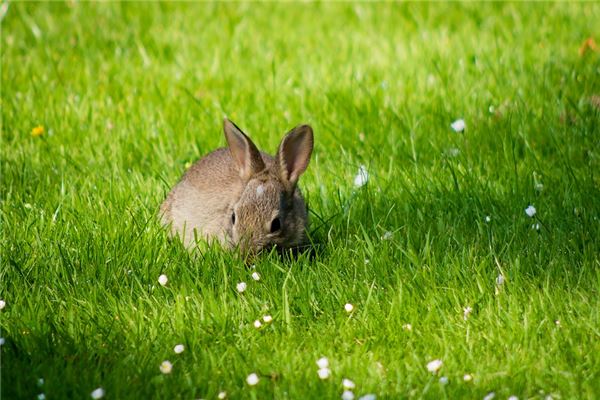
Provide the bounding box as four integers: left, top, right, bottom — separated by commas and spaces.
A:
224, 119, 265, 180
277, 125, 314, 189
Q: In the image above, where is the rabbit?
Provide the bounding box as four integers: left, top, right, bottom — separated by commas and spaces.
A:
160, 118, 314, 254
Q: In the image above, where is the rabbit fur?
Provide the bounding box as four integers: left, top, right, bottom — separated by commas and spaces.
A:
160, 119, 314, 253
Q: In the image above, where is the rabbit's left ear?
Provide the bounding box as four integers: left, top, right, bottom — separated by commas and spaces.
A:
224, 118, 266, 180
277, 125, 314, 189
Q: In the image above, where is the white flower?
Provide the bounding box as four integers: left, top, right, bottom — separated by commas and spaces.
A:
341, 390, 355, 400
485, 216, 491, 223
344, 303, 354, 313
555, 319, 561, 326
236, 282, 247, 293
0, 300, 6, 310
354, 165, 369, 188
463, 306, 473, 321
463, 373, 473, 382
447, 147, 460, 157
496, 274, 505, 286
37, 394, 46, 400
439, 376, 449, 385
253, 320, 262, 329
158, 274, 168, 286
159, 360, 173, 374
217, 391, 227, 399
525, 205, 536, 217
263, 315, 273, 323
0, 338, 5, 346
91, 388, 105, 399
316, 357, 329, 369
451, 119, 466, 133
359, 395, 376, 400
251, 272, 260, 281
364, 259, 370, 265
426, 359, 443, 373
402, 323, 412, 331
174, 344, 184, 354
483, 392, 495, 400
246, 373, 259, 386
508, 396, 518, 400
317, 367, 331, 379
342, 378, 356, 389
381, 231, 392, 240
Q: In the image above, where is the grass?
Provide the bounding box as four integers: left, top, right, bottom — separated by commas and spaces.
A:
2, 2, 600, 399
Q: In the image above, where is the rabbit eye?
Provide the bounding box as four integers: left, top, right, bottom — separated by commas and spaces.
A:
231, 212, 236, 225
270, 217, 281, 233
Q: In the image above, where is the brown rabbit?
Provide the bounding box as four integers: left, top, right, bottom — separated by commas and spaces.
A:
160, 119, 314, 253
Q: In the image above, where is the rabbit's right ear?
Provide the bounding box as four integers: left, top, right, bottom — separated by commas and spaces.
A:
277, 125, 314, 190
224, 119, 266, 180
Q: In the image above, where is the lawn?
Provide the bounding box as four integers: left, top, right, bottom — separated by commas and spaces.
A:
2, 2, 600, 399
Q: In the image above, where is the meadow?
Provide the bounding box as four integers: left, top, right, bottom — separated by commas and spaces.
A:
2, 2, 600, 399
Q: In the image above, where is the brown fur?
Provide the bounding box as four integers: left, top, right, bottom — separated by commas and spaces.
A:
160, 119, 313, 253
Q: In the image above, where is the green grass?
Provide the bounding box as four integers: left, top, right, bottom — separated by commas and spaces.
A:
2, 2, 600, 399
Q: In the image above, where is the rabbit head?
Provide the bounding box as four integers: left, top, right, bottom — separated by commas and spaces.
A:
223, 119, 313, 254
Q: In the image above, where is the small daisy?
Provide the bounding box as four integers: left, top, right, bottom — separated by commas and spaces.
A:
483, 392, 495, 400
508, 396, 518, 400
316, 357, 329, 369
37, 394, 46, 400
217, 391, 227, 399
463, 306, 473, 321
426, 359, 443, 373
555, 319, 561, 327
90, 388, 105, 399
251, 272, 260, 281
246, 373, 259, 386
354, 165, 369, 188
344, 303, 354, 313
317, 367, 331, 379
342, 378, 356, 390
439, 376, 449, 385
253, 320, 262, 329
381, 231, 392, 240
0, 338, 5, 346
525, 205, 536, 218
358, 395, 376, 400
485, 216, 491, 223
159, 360, 173, 374
402, 323, 412, 331
463, 373, 473, 382
341, 390, 355, 400
0, 299, 5, 310
236, 282, 247, 293
451, 119, 466, 133
174, 344, 184, 354
496, 274, 505, 286
263, 315, 273, 323
158, 274, 168, 286
447, 147, 460, 157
